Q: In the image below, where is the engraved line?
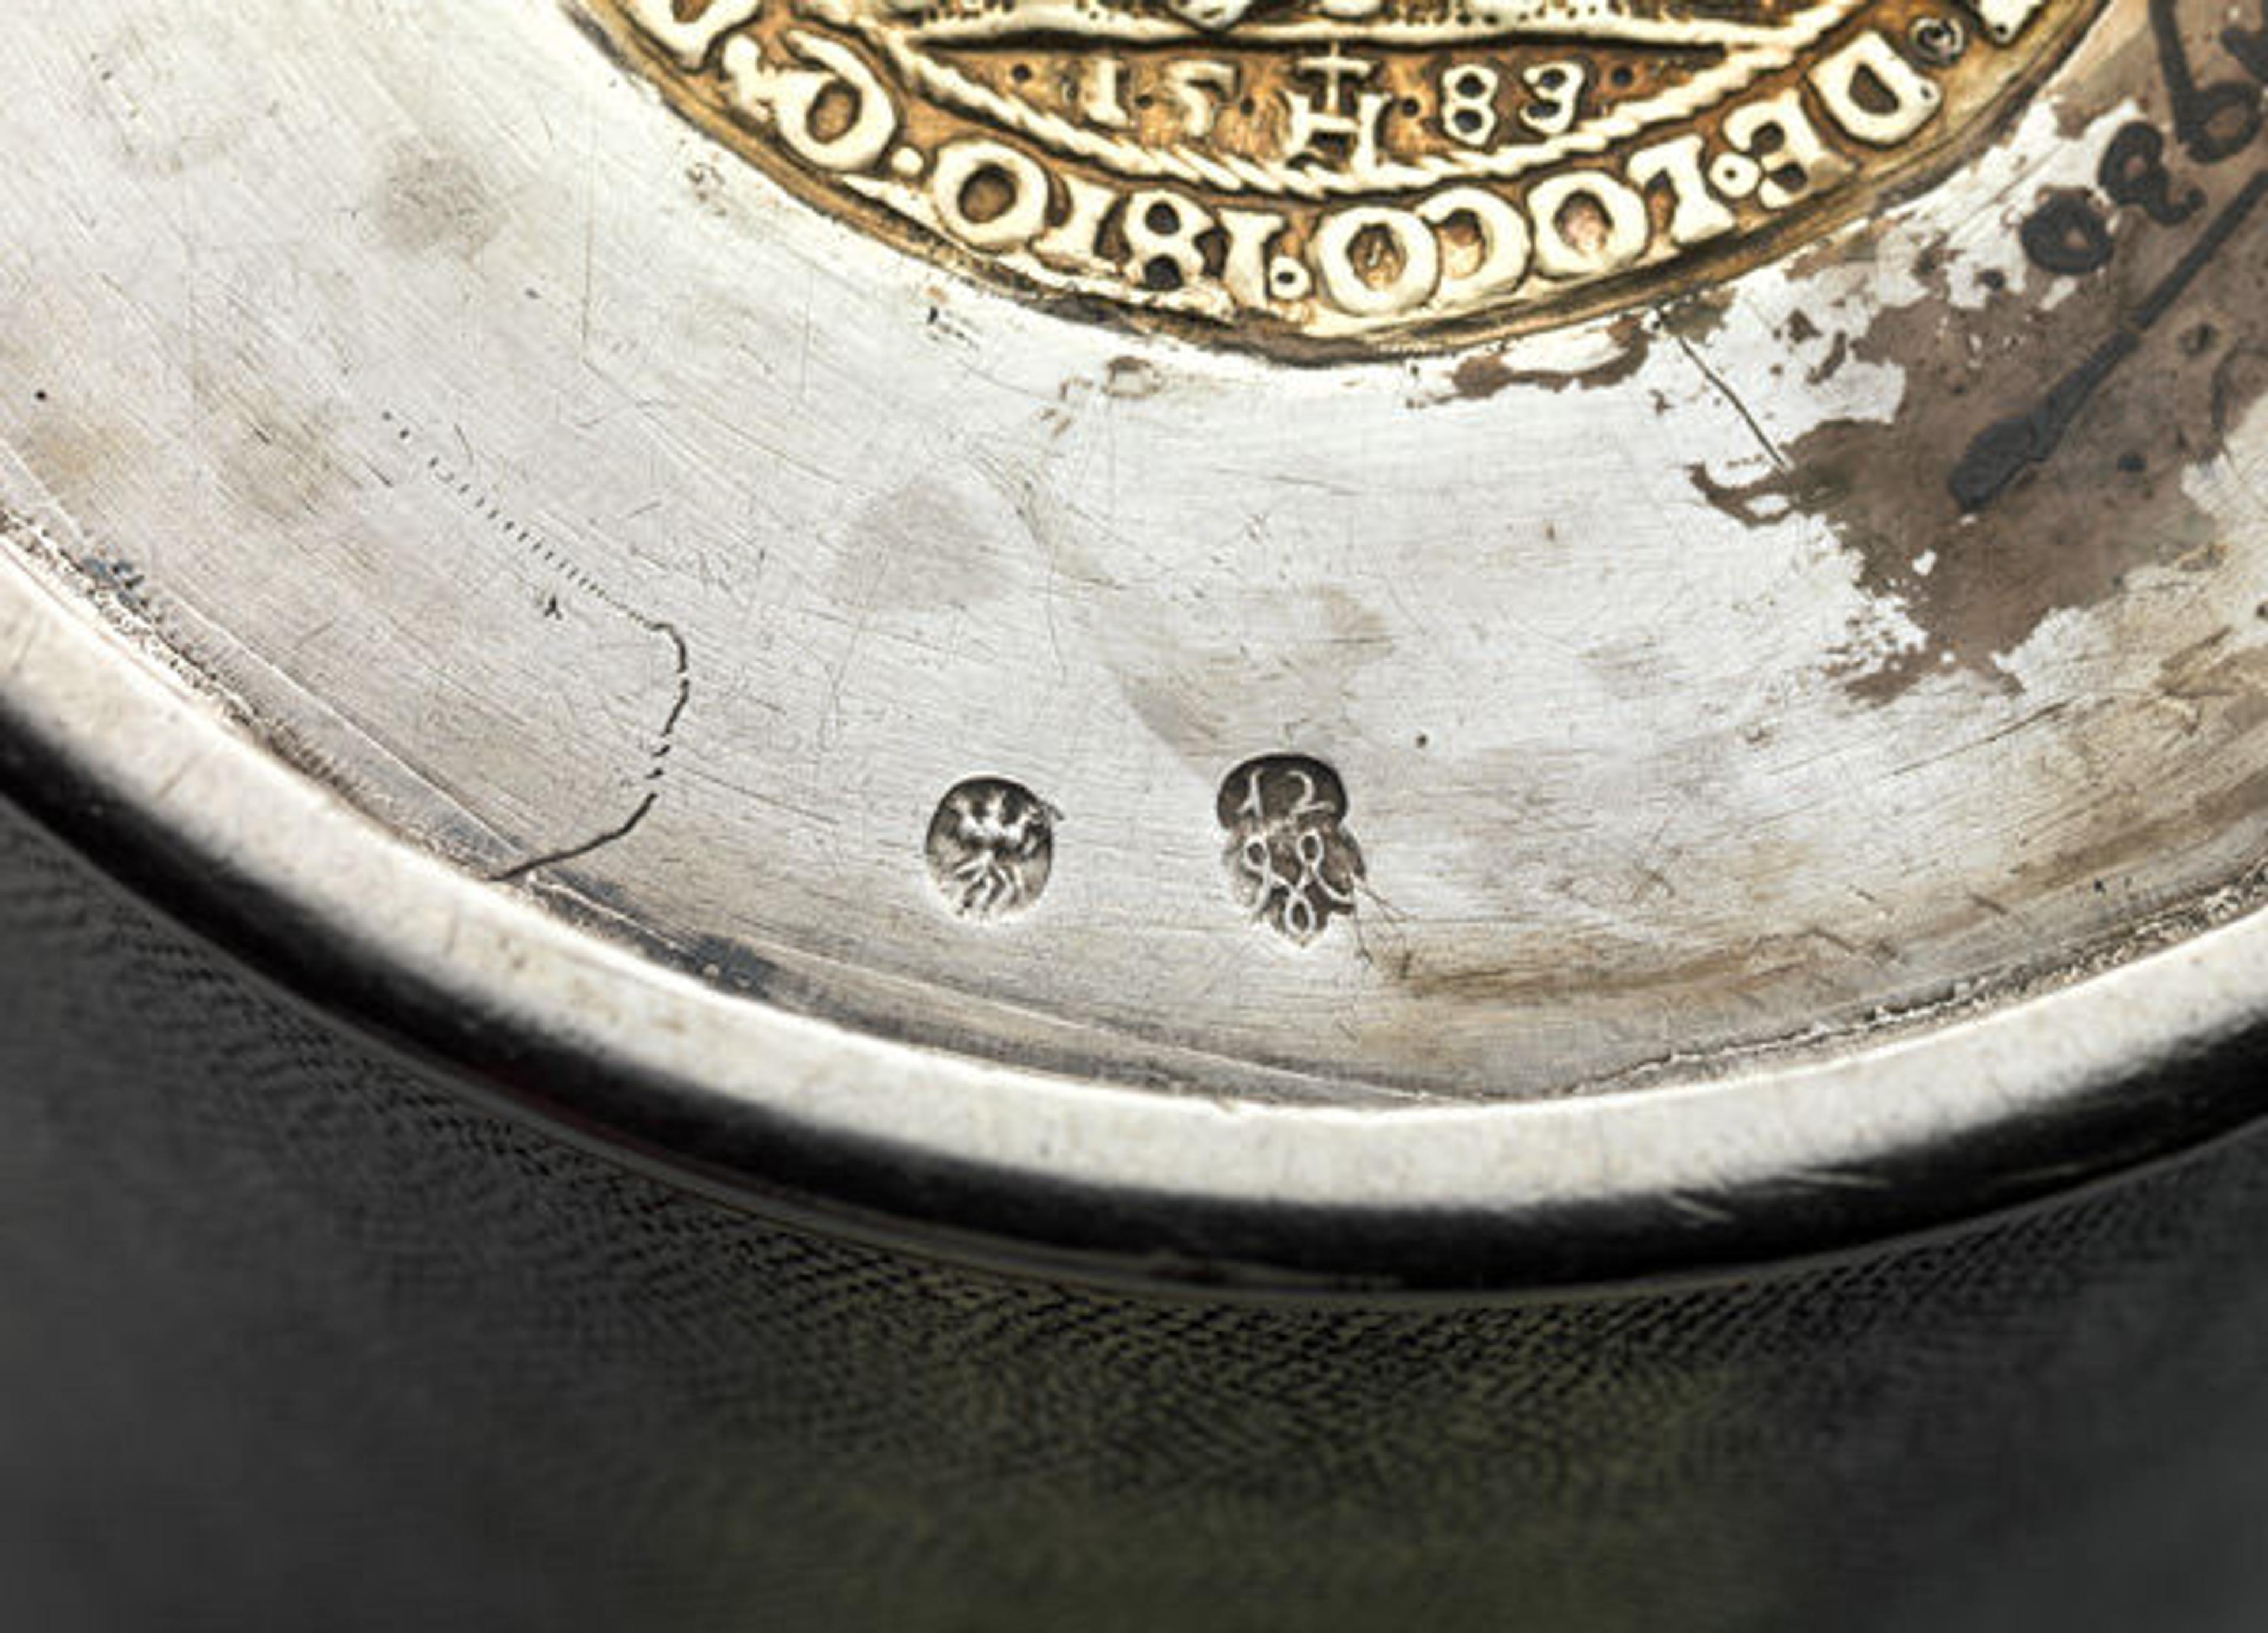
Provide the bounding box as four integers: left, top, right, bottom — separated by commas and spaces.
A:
1951, 168, 2268, 513
384, 410, 695, 874
2148, 0, 2263, 159
1676, 331, 1791, 471
488, 791, 661, 884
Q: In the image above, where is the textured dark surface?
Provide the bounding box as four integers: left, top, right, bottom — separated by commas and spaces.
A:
2, 797, 2267, 1633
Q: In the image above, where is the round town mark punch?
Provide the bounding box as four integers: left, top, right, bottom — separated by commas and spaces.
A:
586, 0, 2094, 348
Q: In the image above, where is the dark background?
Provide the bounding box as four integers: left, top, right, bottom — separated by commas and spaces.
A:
4, 798, 2266, 1632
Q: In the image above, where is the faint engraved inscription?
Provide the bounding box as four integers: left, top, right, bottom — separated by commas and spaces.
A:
588, 0, 2092, 350
927, 777, 1058, 919
1218, 756, 1364, 944
1959, 0, 2268, 509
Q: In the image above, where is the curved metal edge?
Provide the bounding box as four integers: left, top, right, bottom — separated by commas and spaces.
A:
4, 544, 2268, 1303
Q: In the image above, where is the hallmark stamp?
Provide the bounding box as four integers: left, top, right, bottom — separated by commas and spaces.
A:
589, 0, 2093, 349
1219, 755, 1363, 943
927, 777, 1058, 918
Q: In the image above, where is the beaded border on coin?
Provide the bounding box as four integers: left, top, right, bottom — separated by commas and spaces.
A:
583, 0, 2099, 350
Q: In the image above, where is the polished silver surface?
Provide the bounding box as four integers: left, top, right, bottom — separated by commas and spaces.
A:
2, 0, 2266, 1286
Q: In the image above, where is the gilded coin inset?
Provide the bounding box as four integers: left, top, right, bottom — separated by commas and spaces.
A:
589, 0, 2093, 349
